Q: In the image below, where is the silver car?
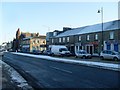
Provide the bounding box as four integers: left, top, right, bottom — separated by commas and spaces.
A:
0, 50, 4, 57
100, 50, 120, 61
75, 50, 92, 59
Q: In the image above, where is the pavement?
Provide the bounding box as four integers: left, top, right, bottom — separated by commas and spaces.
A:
1, 65, 16, 90
55, 55, 120, 64
0, 55, 33, 90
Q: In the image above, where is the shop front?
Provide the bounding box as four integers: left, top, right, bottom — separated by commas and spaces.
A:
85, 41, 99, 54
105, 40, 119, 52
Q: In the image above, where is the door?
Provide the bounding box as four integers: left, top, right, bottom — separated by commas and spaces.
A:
71, 46, 75, 55
90, 46, 93, 55
87, 46, 89, 53
114, 43, 118, 52
107, 44, 111, 50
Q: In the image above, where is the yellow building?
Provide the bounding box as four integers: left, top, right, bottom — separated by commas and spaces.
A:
21, 35, 46, 53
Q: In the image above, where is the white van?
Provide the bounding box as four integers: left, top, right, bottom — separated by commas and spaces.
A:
49, 45, 71, 56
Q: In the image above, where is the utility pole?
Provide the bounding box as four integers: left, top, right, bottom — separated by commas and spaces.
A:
98, 7, 104, 51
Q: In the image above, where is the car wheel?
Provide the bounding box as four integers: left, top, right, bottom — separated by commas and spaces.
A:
52, 53, 54, 56
100, 56, 104, 60
82, 56, 86, 59
89, 56, 92, 59
113, 57, 118, 61
75, 56, 78, 58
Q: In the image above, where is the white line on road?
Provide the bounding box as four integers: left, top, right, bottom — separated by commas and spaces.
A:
49, 66, 72, 74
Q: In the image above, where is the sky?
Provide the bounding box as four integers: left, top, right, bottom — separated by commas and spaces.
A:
0, 1, 119, 45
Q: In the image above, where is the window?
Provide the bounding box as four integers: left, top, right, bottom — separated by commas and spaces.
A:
87, 35, 90, 41
63, 37, 65, 42
52, 39, 54, 43
35, 40, 37, 43
37, 40, 39, 44
79, 36, 81, 41
59, 48, 68, 52
95, 34, 98, 40
59, 38, 61, 43
67, 37, 69, 42
33, 40, 35, 44
110, 32, 114, 39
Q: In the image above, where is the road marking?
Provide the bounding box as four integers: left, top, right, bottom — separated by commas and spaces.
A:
49, 66, 72, 74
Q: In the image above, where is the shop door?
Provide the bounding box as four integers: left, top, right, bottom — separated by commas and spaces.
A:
71, 46, 75, 55
87, 46, 89, 53
90, 46, 93, 54
114, 44, 118, 52
107, 44, 111, 50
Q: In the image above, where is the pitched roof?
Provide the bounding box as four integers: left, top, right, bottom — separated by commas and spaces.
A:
56, 20, 120, 37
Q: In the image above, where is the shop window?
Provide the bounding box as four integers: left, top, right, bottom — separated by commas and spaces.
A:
94, 45, 98, 53
37, 40, 39, 44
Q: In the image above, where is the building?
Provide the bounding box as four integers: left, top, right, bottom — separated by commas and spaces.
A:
20, 32, 39, 38
49, 20, 120, 55
12, 28, 46, 52
6, 41, 13, 51
46, 30, 62, 49
21, 35, 46, 52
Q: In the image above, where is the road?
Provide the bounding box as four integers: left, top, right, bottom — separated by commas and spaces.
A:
2, 52, 120, 88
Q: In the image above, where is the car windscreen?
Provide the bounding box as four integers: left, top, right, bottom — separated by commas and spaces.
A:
78, 51, 87, 54
59, 48, 68, 52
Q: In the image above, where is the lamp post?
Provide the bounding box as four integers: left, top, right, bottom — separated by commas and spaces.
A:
98, 7, 104, 51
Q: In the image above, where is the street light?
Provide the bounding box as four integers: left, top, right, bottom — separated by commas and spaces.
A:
98, 7, 104, 51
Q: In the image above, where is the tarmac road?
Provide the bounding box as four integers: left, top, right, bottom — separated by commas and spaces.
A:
2, 52, 120, 88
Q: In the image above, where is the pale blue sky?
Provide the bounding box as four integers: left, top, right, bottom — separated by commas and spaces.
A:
0, 2, 118, 44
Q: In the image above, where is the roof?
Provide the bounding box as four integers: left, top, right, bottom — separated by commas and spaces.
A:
56, 20, 120, 37
22, 37, 32, 40
22, 35, 46, 40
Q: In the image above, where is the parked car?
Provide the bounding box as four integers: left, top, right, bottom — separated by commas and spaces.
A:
75, 50, 92, 59
100, 50, 120, 61
0, 49, 4, 57
49, 45, 71, 56
43, 50, 52, 56
32, 50, 42, 55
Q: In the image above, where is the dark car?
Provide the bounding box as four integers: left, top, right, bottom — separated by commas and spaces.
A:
32, 50, 42, 55
43, 50, 52, 56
